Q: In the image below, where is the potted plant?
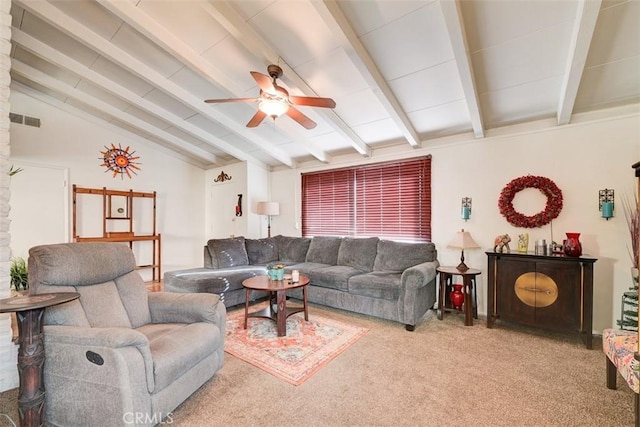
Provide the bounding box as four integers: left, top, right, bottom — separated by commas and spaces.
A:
618, 194, 640, 330
10, 257, 28, 294
623, 193, 639, 286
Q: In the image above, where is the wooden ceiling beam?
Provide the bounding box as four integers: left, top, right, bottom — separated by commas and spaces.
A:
99, 0, 331, 164
206, 0, 371, 158
439, 0, 484, 139
313, 0, 422, 148
12, 61, 220, 165
557, 0, 602, 125
16, 0, 296, 168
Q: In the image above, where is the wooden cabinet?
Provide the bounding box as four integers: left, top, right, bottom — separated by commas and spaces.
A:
486, 251, 596, 349
72, 185, 161, 282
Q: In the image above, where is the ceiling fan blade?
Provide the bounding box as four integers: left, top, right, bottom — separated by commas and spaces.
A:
286, 106, 317, 129
250, 71, 277, 94
246, 110, 267, 128
204, 98, 256, 104
288, 96, 336, 109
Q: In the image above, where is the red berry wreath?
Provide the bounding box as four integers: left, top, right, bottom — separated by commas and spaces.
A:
498, 175, 563, 228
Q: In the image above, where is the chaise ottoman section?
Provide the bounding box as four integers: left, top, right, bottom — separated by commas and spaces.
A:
163, 266, 267, 307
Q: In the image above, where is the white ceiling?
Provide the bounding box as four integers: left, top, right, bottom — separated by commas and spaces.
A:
8, 0, 640, 169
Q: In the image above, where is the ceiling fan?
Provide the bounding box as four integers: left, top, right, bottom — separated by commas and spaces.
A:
204, 64, 336, 129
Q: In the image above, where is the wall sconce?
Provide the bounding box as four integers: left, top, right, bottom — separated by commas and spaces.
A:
599, 189, 614, 220
461, 197, 472, 221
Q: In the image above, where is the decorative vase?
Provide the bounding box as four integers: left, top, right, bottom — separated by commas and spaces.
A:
267, 269, 282, 280
450, 284, 464, 310
563, 232, 582, 257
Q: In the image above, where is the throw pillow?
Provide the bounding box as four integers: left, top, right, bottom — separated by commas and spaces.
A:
273, 235, 311, 262
337, 237, 379, 271
373, 240, 437, 272
306, 236, 343, 265
245, 238, 278, 265
207, 237, 249, 268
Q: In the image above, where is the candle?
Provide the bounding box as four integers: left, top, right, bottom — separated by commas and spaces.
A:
601, 201, 614, 219
461, 206, 470, 220
292, 270, 300, 282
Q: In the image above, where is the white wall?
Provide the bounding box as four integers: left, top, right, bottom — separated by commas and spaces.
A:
205, 161, 271, 239
271, 111, 640, 332
9, 91, 207, 276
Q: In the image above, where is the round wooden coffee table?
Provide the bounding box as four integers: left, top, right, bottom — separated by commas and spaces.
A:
242, 274, 310, 337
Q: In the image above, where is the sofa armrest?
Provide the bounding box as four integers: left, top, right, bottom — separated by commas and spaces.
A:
44, 325, 155, 392
148, 292, 226, 328
398, 260, 439, 327
401, 260, 439, 290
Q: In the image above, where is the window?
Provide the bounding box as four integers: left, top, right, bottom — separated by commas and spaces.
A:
301, 156, 431, 242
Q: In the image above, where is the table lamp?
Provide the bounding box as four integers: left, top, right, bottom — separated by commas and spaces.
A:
257, 202, 279, 237
447, 229, 480, 272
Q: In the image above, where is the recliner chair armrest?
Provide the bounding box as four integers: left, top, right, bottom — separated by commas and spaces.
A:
148, 292, 226, 327
44, 324, 149, 348
44, 325, 155, 392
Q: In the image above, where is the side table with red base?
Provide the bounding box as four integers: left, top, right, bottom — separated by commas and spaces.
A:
0, 292, 80, 427
437, 266, 481, 326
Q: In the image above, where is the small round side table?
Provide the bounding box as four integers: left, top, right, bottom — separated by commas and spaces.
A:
436, 266, 481, 326
0, 292, 80, 427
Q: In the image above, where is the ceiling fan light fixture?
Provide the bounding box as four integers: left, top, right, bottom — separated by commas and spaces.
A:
258, 98, 289, 118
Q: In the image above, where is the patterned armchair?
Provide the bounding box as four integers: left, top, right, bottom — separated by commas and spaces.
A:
28, 242, 226, 427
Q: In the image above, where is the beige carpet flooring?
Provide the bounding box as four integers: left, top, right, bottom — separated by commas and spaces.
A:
0, 303, 635, 426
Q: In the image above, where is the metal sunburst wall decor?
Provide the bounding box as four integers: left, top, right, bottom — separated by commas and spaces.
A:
100, 143, 141, 179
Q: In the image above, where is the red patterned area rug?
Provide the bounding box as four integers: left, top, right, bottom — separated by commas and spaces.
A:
225, 303, 368, 386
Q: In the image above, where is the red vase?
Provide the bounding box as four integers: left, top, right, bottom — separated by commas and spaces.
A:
450, 284, 464, 310
563, 232, 582, 257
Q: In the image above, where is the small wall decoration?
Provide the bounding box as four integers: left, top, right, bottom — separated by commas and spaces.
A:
498, 175, 563, 228
214, 171, 232, 183
100, 143, 141, 179
236, 194, 243, 217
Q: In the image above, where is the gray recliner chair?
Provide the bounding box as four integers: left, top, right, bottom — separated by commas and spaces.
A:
28, 242, 226, 427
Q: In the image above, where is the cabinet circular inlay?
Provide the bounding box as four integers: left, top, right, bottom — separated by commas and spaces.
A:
514, 272, 558, 308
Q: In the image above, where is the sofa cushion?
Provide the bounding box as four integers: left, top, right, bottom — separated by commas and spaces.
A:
373, 240, 437, 272
207, 237, 249, 268
306, 265, 364, 291
348, 272, 402, 300
273, 235, 311, 262
245, 238, 278, 265
337, 237, 379, 271
306, 236, 342, 265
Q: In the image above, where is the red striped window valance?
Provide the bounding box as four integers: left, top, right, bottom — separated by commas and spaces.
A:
301, 156, 431, 242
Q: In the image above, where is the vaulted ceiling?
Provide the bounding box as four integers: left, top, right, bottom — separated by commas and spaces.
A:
8, 0, 640, 169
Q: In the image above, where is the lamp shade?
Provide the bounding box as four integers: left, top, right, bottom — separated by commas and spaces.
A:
447, 229, 480, 250
257, 202, 280, 216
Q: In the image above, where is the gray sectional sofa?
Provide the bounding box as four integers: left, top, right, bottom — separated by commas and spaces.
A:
164, 235, 439, 330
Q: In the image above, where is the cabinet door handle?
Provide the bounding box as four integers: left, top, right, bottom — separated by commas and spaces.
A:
520, 286, 552, 295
